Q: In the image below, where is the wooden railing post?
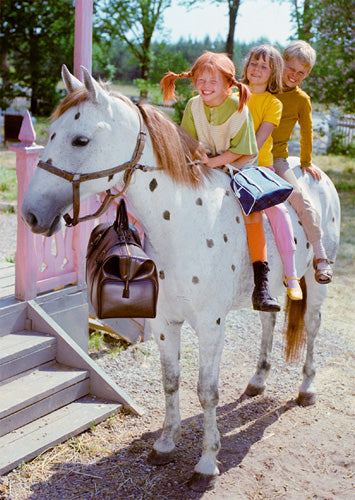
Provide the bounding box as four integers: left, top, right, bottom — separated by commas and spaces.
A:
9, 111, 44, 300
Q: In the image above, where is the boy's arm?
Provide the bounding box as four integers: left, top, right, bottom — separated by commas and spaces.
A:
298, 93, 322, 180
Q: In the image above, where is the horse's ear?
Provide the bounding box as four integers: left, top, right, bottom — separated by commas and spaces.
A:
81, 66, 108, 105
61, 65, 82, 94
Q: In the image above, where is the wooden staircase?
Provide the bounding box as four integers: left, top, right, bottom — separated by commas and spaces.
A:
0, 296, 142, 476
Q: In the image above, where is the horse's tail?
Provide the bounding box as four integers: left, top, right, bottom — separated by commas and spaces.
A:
283, 276, 307, 362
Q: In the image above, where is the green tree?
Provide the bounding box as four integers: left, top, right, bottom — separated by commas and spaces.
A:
95, 0, 171, 81
0, 0, 75, 115
304, 0, 354, 112
278, 0, 354, 111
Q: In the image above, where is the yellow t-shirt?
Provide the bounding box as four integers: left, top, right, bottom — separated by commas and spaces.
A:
247, 92, 282, 167
272, 86, 313, 168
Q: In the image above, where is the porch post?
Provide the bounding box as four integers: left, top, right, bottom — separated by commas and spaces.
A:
72, 0, 95, 284
74, 0, 93, 78
9, 111, 44, 300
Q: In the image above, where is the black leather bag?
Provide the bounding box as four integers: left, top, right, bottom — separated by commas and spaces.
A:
86, 199, 159, 319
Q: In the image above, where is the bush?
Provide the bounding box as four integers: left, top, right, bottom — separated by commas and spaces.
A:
327, 131, 355, 158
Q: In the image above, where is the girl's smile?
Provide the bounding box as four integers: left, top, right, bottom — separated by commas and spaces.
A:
195, 70, 230, 107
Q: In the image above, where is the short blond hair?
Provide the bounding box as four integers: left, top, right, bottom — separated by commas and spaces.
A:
283, 40, 316, 71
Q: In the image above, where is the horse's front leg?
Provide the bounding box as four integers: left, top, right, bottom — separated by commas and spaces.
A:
297, 272, 327, 406
148, 319, 183, 465
243, 311, 277, 398
189, 317, 225, 491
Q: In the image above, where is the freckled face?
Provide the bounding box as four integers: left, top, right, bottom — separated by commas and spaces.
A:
247, 55, 272, 88
195, 70, 230, 107
283, 58, 310, 88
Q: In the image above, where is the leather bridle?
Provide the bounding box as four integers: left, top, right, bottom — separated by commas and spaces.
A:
37, 108, 148, 227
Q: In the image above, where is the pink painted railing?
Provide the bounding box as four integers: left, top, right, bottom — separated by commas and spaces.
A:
11, 111, 143, 301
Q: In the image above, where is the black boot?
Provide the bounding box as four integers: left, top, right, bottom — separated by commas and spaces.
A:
252, 261, 281, 312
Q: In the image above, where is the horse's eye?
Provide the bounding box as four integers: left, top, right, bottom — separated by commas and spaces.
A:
72, 136, 90, 147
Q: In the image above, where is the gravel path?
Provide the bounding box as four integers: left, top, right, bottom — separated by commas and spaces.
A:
0, 211, 17, 262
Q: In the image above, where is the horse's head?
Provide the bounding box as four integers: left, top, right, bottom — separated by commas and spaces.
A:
22, 66, 144, 236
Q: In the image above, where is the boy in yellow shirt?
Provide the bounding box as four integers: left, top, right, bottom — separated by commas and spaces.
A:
272, 40, 333, 283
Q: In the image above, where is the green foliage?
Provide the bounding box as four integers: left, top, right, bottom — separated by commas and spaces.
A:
327, 131, 355, 158
0, 0, 75, 115
287, 0, 354, 113
95, 0, 172, 80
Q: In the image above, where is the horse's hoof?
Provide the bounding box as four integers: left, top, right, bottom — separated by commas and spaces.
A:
188, 472, 218, 491
296, 392, 316, 407
242, 383, 265, 399
147, 448, 176, 465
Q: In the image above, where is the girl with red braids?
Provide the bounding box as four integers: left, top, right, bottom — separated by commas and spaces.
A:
160, 51, 280, 312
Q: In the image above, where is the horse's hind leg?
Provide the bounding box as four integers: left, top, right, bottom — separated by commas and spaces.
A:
297, 271, 327, 406
148, 319, 183, 465
189, 317, 226, 491
243, 311, 277, 398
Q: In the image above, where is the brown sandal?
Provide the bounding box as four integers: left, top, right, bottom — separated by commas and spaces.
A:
313, 258, 333, 284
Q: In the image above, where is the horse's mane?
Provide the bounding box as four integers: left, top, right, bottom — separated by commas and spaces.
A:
52, 85, 210, 188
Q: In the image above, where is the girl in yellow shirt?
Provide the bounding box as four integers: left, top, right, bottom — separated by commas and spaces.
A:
241, 44, 302, 300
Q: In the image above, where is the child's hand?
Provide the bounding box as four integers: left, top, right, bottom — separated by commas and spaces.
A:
201, 153, 212, 167
302, 165, 322, 181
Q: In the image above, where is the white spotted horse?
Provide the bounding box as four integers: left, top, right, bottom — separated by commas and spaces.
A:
22, 66, 340, 491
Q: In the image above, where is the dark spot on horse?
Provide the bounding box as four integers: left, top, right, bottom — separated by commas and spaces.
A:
160, 333, 165, 341
149, 178, 158, 192
294, 237, 297, 245
216, 318, 221, 325
108, 174, 113, 182
192, 276, 199, 284
163, 210, 170, 220
259, 360, 271, 371
206, 239, 214, 248
223, 234, 228, 242
231, 264, 236, 271
159, 270, 165, 279
225, 190, 230, 196
298, 220, 303, 226
306, 242, 310, 249
236, 216, 240, 224
196, 197, 203, 206
75, 112, 80, 120
332, 217, 335, 222
178, 351, 181, 361
50, 133, 56, 141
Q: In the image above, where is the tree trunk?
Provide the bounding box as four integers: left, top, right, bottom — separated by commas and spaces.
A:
301, 0, 313, 41
225, 0, 241, 60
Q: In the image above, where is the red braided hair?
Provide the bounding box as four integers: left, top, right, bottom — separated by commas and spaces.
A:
160, 52, 250, 112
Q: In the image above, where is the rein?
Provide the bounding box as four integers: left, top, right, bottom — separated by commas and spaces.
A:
37, 107, 148, 227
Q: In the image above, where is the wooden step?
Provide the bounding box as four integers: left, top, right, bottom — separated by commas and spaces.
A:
0, 362, 89, 436
0, 395, 122, 475
0, 331, 56, 382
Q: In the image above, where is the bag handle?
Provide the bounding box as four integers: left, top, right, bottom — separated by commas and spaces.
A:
113, 198, 130, 233
229, 165, 283, 192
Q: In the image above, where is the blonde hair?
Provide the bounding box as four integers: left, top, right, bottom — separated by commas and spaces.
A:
283, 40, 316, 71
160, 51, 250, 112
241, 44, 284, 94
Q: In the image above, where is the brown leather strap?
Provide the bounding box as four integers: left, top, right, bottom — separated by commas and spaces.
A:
39, 106, 147, 226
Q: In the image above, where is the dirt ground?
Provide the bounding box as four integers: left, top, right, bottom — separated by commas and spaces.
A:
1, 262, 354, 500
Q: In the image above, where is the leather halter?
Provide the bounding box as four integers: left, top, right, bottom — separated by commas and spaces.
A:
37, 108, 147, 227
